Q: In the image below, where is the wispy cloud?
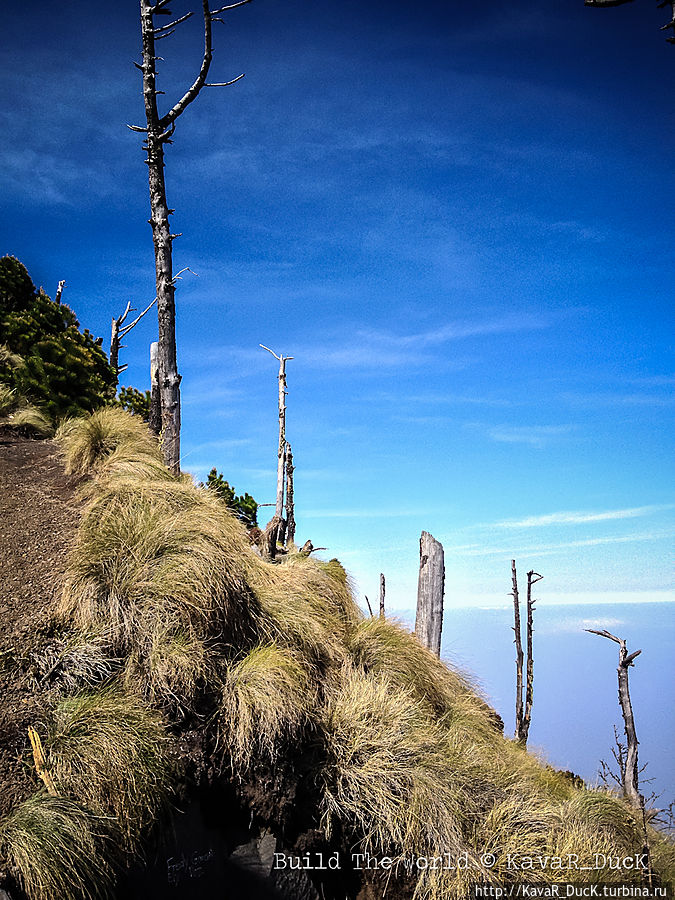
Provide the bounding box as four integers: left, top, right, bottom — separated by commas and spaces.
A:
482, 424, 575, 448
444, 531, 673, 558
493, 505, 672, 529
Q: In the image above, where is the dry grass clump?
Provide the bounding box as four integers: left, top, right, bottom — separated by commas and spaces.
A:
320, 666, 469, 861
219, 643, 314, 772
0, 383, 17, 416
125, 626, 212, 716
56, 407, 160, 475
0, 793, 115, 900
4, 405, 53, 437
60, 481, 253, 655
0, 384, 53, 436
45, 686, 174, 852
348, 617, 490, 721
251, 554, 362, 665
30, 629, 118, 692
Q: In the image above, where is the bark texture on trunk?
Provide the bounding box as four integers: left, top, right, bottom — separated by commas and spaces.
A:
140, 0, 181, 473
285, 442, 295, 546
137, 0, 250, 473
512, 559, 525, 741
586, 628, 643, 808
519, 569, 542, 745
260, 346, 293, 522
415, 532, 444, 656
149, 341, 162, 435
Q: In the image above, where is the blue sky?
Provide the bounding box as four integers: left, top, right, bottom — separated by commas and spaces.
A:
2, 0, 673, 612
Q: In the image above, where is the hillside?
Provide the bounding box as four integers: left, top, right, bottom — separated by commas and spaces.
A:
0, 413, 673, 900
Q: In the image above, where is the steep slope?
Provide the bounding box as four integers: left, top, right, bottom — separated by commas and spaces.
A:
0, 430, 82, 817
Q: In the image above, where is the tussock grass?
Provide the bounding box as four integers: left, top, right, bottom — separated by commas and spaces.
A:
31, 629, 117, 692
2, 404, 53, 437
56, 407, 160, 475
125, 626, 211, 715
220, 643, 314, 771
0, 383, 17, 416
0, 793, 115, 900
45, 686, 173, 851
49, 409, 674, 896
0, 384, 53, 436
320, 666, 469, 860
60, 482, 252, 652
251, 554, 361, 665
348, 617, 491, 721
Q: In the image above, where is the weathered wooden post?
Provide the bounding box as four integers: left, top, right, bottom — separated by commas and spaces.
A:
415, 532, 444, 656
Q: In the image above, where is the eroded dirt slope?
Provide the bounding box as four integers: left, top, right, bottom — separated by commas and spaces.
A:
0, 429, 82, 816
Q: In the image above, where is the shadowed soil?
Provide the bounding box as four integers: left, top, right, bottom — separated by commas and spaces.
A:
0, 429, 82, 817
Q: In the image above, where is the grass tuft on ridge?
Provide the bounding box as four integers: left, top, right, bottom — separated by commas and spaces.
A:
56, 407, 160, 475
0, 793, 115, 900
219, 643, 314, 772
44, 686, 174, 852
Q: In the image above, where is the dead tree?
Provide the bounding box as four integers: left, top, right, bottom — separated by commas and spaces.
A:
511, 560, 524, 740
260, 345, 293, 539
522, 569, 542, 742
379, 573, 386, 619
132, 0, 251, 474
415, 532, 444, 656
54, 280, 65, 305
584, 0, 675, 44
512, 561, 542, 745
285, 442, 295, 546
149, 341, 162, 435
586, 629, 643, 808
109, 298, 157, 384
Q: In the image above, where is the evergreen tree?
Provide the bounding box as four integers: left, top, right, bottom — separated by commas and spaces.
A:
205, 468, 258, 528
0, 257, 115, 420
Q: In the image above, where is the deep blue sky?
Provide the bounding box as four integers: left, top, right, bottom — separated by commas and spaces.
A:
2, 1, 673, 613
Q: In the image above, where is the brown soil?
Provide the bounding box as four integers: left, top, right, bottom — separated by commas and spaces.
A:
0, 428, 83, 818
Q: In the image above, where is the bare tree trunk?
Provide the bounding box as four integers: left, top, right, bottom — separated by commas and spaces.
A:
520, 570, 543, 745
364, 595, 374, 617
149, 341, 162, 435
139, 0, 181, 472
54, 280, 65, 305
415, 532, 444, 656
285, 442, 295, 546
379, 573, 385, 619
586, 629, 643, 808
135, 0, 250, 474
261, 515, 282, 561
260, 346, 293, 523
512, 559, 525, 742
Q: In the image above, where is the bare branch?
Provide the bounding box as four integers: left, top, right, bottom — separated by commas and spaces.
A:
205, 74, 246, 87
160, 0, 214, 127
172, 266, 198, 283
127, 124, 149, 133
260, 343, 281, 360
584, 0, 636, 6
364, 595, 374, 618
585, 628, 622, 644
154, 11, 193, 32
155, 30, 176, 40
211, 0, 253, 12
119, 297, 157, 337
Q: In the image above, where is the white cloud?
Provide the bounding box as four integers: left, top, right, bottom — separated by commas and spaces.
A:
493, 505, 672, 529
